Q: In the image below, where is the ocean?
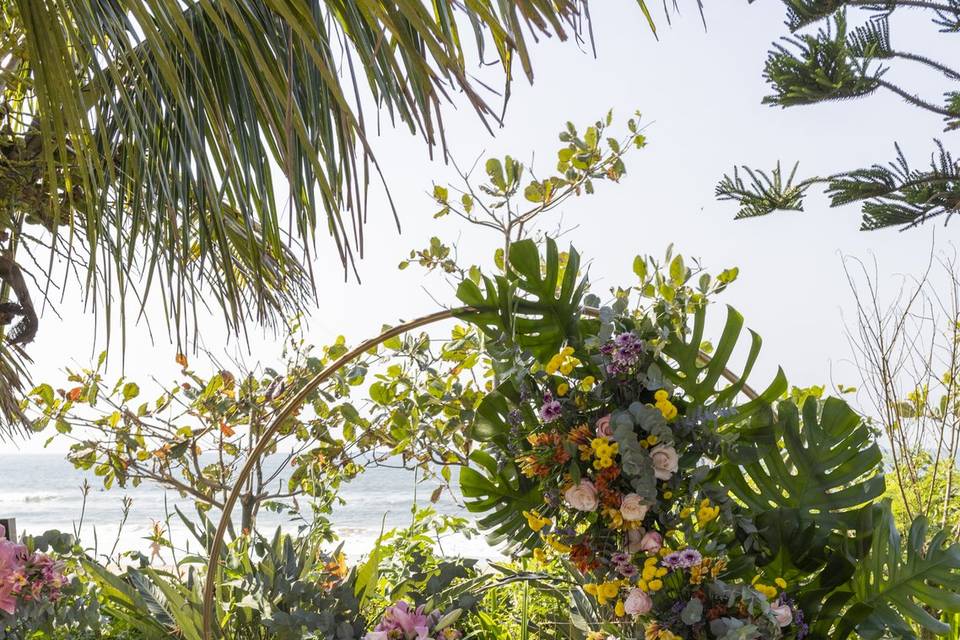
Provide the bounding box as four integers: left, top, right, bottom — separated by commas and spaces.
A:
0, 454, 502, 563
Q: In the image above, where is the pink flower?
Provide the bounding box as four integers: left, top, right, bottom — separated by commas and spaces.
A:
619, 493, 649, 522
0, 537, 26, 616
564, 479, 599, 512
637, 531, 663, 554
649, 445, 679, 480
771, 603, 793, 627
623, 588, 652, 616
595, 415, 613, 438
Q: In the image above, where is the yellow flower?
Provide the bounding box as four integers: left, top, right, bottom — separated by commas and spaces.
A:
696, 499, 720, 527
587, 633, 607, 640
557, 382, 570, 397
559, 357, 580, 375
580, 376, 596, 392
545, 355, 563, 375
648, 579, 663, 591
523, 510, 552, 532
646, 435, 659, 445
775, 577, 788, 589
654, 390, 669, 402
680, 507, 694, 519
615, 599, 625, 617
561, 346, 575, 356
662, 491, 673, 499
533, 548, 547, 563
546, 535, 572, 553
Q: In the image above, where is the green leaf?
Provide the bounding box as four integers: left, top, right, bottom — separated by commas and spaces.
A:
459, 450, 542, 553
721, 398, 884, 564
455, 238, 589, 363
122, 382, 140, 402
839, 505, 960, 638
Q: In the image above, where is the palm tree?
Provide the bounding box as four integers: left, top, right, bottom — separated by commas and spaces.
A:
0, 1, 676, 435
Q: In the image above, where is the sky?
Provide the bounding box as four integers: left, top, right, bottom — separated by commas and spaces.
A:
8, 2, 958, 454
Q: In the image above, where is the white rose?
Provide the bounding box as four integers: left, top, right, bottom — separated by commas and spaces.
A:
619, 493, 649, 522
771, 603, 793, 627
564, 479, 599, 512
649, 444, 679, 481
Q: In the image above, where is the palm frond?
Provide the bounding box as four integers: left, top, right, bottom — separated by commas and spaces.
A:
0, 1, 673, 438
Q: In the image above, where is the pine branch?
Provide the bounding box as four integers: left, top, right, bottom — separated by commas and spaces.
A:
715, 162, 820, 219
762, 14, 884, 108
827, 141, 960, 229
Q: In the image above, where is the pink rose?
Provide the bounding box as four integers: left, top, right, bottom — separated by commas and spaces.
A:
595, 415, 613, 438
771, 603, 793, 627
564, 479, 599, 512
638, 530, 663, 554
623, 588, 652, 616
619, 493, 649, 522
650, 444, 679, 480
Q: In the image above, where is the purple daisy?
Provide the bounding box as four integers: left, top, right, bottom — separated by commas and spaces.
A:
617, 563, 638, 578
610, 552, 630, 566
678, 548, 702, 568
539, 400, 562, 423
662, 552, 682, 569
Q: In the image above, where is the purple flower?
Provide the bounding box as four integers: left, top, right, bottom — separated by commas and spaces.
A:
617, 563, 638, 578
540, 400, 563, 423
662, 552, 682, 569
610, 552, 630, 566
678, 548, 702, 568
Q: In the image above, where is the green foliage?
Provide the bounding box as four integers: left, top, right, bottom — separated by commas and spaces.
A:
827, 140, 960, 229
460, 449, 543, 551
841, 506, 960, 639
456, 237, 588, 365
721, 1, 960, 231
715, 163, 813, 219
84, 526, 365, 640
763, 13, 882, 107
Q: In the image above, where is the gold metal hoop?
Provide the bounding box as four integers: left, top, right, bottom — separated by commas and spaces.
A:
200, 306, 759, 638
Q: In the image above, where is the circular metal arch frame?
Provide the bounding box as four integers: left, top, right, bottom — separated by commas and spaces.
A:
200, 305, 758, 638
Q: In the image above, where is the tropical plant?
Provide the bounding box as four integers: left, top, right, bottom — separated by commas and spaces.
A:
452, 238, 960, 638
716, 2, 960, 231
0, 0, 682, 439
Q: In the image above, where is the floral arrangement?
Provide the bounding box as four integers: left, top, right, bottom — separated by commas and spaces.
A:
504, 329, 805, 639
0, 525, 65, 617
364, 600, 463, 640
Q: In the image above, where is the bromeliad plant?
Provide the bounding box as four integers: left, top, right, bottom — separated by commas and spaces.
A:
454, 238, 960, 639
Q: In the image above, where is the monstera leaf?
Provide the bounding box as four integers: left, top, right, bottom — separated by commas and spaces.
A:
459, 450, 544, 553
721, 398, 885, 564
832, 506, 960, 639
455, 237, 588, 364
662, 303, 787, 420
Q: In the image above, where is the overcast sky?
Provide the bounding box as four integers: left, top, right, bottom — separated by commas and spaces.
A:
11, 2, 957, 453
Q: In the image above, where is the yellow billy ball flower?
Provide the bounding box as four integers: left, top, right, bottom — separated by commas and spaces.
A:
654, 390, 669, 402
648, 579, 664, 591
557, 382, 570, 397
